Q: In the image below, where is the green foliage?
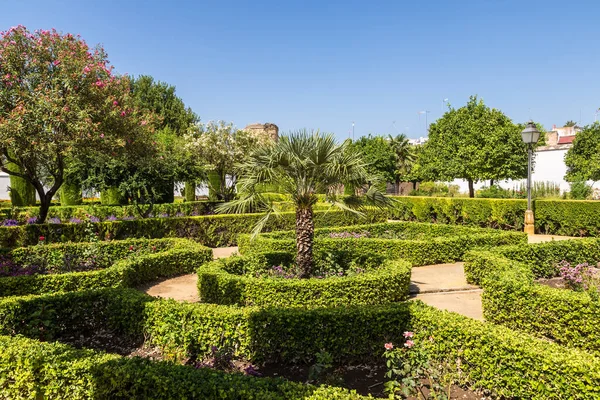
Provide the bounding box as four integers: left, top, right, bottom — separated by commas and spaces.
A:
0, 209, 386, 248
184, 181, 196, 202
408, 302, 600, 399
420, 96, 528, 197
0, 335, 366, 400
349, 134, 396, 183
409, 182, 459, 197
100, 187, 127, 205
0, 238, 212, 296
238, 222, 527, 267
0, 26, 154, 223
569, 180, 593, 199
464, 239, 600, 354
535, 199, 600, 236
58, 179, 83, 206
7, 162, 35, 206
388, 134, 416, 186
565, 123, 600, 182
197, 257, 412, 307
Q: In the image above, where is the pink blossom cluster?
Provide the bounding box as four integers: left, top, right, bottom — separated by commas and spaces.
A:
558, 260, 597, 290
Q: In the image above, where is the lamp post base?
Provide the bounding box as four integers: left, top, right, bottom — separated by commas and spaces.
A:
524, 209, 535, 235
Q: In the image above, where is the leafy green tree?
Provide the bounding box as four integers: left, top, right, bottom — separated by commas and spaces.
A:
388, 134, 416, 194
349, 135, 396, 185
129, 75, 199, 203
219, 130, 391, 277
565, 120, 577, 127
185, 121, 272, 201
0, 26, 151, 222
564, 123, 600, 183
419, 96, 528, 197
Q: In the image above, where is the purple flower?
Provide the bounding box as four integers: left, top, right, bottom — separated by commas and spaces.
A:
89, 216, 100, 223
121, 216, 135, 221
175, 212, 185, 217
48, 217, 61, 224
69, 217, 82, 224
1, 219, 18, 226
105, 215, 118, 221
243, 365, 262, 376
159, 213, 169, 218
26, 217, 38, 225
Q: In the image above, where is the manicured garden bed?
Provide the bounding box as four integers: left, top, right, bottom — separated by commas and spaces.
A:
464, 238, 600, 354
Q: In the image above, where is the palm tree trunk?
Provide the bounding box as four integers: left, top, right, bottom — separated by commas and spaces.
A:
296, 206, 314, 278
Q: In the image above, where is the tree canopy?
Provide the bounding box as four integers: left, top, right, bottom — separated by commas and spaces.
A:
349, 135, 396, 184
419, 95, 528, 197
0, 26, 153, 222
564, 123, 600, 183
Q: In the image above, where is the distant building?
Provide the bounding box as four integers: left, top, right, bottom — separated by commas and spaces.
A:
408, 136, 428, 145
244, 122, 279, 141
544, 124, 582, 147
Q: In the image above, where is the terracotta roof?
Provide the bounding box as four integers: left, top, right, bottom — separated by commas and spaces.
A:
557, 136, 576, 144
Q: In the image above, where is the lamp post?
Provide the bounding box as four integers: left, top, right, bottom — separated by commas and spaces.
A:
521, 121, 540, 235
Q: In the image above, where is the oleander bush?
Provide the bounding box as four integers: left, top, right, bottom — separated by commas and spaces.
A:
388, 196, 600, 236
197, 255, 412, 307
239, 222, 527, 266
0, 209, 386, 248
464, 239, 600, 354
0, 238, 212, 296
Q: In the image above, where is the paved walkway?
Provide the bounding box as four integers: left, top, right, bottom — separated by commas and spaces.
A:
141, 246, 238, 302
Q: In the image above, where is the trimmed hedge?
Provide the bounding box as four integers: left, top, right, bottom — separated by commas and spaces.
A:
239, 222, 527, 266
1, 200, 220, 223
0, 335, 366, 399
0, 239, 213, 297
3, 288, 600, 399
0, 209, 387, 248
464, 239, 600, 354
388, 196, 600, 237
409, 301, 600, 399
197, 257, 412, 307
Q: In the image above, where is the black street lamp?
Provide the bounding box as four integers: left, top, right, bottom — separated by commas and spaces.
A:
521, 121, 540, 234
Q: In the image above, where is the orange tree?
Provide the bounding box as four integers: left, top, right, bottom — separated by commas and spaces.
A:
0, 26, 153, 223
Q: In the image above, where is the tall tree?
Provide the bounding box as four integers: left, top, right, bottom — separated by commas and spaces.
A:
0, 26, 151, 222
564, 123, 600, 183
419, 95, 528, 197
564, 120, 577, 127
129, 76, 199, 203
388, 134, 416, 194
219, 130, 391, 277
349, 135, 396, 186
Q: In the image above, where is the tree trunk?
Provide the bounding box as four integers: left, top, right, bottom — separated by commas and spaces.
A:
37, 194, 52, 224
490, 179, 494, 186
296, 207, 314, 278
468, 179, 475, 198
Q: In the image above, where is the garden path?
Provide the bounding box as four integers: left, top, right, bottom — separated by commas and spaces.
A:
141, 246, 238, 302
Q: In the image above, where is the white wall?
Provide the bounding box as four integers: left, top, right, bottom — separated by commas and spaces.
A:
450, 148, 574, 194
0, 173, 11, 200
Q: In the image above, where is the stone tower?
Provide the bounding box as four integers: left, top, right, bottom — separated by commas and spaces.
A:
244, 122, 279, 141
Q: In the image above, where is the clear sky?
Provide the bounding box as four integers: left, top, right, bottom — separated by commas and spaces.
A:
1, 0, 599, 140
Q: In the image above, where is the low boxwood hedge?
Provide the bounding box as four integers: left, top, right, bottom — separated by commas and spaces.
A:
464, 239, 600, 354
1, 200, 221, 224
2, 288, 599, 399
239, 222, 527, 266
0, 335, 366, 400
388, 196, 600, 237
0, 209, 387, 248
0, 239, 213, 297
197, 256, 412, 307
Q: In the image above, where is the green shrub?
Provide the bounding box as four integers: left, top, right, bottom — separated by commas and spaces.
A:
0, 209, 387, 248
239, 222, 527, 267
409, 301, 600, 399
197, 257, 412, 307
569, 180, 593, 200
464, 239, 600, 354
0, 335, 366, 399
388, 196, 600, 237
0, 239, 213, 296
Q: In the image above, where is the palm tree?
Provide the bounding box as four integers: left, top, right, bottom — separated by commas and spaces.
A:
388, 134, 416, 194
218, 129, 391, 278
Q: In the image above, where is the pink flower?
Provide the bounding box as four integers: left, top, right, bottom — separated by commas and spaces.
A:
120, 111, 126, 117
404, 340, 414, 348
384, 342, 394, 350
83, 66, 91, 73
95, 80, 105, 88
428, 336, 434, 342
113, 100, 118, 106
52, 60, 60, 66
403, 331, 414, 338
100, 133, 104, 138
141, 120, 147, 126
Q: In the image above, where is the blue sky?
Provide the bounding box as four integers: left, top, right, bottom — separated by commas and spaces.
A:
2, 0, 599, 140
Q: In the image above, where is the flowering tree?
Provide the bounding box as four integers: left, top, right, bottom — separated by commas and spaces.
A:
0, 26, 152, 222
185, 121, 272, 200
